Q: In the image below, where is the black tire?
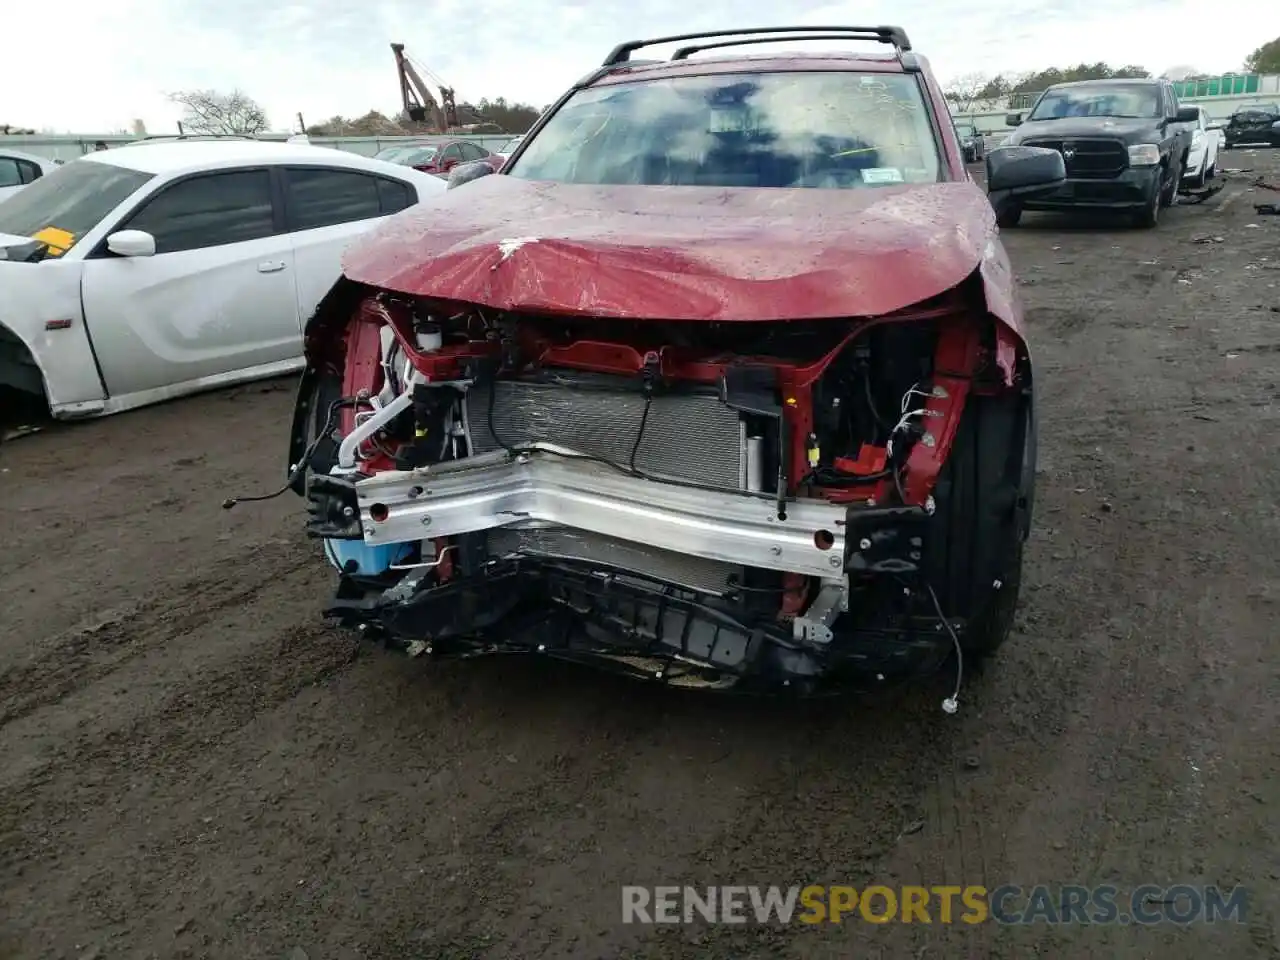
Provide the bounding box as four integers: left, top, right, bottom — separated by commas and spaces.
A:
995, 202, 1022, 228
1132, 178, 1161, 228
1159, 156, 1182, 208
924, 390, 1032, 661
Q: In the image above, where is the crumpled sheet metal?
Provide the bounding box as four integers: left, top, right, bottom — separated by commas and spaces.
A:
341, 175, 1026, 341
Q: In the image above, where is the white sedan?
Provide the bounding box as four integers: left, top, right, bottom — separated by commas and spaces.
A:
1181, 106, 1221, 189
0, 139, 445, 420
0, 148, 57, 203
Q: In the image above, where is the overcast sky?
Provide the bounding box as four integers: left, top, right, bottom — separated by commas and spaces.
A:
3, 0, 1277, 133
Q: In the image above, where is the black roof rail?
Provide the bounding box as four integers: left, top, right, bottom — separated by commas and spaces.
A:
603, 25, 911, 66
671, 33, 902, 60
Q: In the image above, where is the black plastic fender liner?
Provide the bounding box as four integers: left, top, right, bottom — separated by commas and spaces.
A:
1018, 366, 1037, 543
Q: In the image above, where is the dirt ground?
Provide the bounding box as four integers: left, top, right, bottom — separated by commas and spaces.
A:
2, 152, 1280, 960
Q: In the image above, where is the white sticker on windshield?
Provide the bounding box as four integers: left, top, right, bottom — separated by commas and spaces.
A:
862, 167, 905, 184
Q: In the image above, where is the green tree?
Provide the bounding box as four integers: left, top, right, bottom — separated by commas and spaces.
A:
462, 97, 541, 134
1243, 37, 1280, 74
1010, 63, 1150, 94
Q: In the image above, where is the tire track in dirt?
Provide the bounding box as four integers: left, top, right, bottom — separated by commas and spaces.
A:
0, 536, 315, 727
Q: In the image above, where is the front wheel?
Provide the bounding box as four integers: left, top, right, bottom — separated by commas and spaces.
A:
1159, 157, 1182, 208
1132, 178, 1161, 228
925, 392, 1032, 662
995, 202, 1022, 228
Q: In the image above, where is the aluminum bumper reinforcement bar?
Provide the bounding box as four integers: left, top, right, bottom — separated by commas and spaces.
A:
352, 445, 849, 579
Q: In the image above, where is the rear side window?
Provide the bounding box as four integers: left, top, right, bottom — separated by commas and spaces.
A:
18, 160, 41, 184
124, 169, 276, 254
376, 178, 415, 214
285, 168, 385, 230
459, 142, 489, 161
0, 158, 20, 188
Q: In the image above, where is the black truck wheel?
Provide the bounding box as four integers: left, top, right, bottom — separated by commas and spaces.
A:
924, 388, 1033, 661
995, 202, 1022, 228
1159, 155, 1182, 208
1132, 177, 1161, 228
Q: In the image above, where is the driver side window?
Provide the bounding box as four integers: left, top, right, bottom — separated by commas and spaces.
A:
442, 144, 463, 164
122, 169, 277, 254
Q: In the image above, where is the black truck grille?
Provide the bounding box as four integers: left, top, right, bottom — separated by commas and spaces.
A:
1024, 137, 1128, 179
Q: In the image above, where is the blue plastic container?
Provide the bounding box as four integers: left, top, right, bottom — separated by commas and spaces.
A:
323, 538, 414, 575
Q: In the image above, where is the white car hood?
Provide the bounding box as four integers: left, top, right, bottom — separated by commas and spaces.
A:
0, 231, 33, 245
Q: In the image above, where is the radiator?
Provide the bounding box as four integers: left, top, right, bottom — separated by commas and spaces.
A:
466, 375, 747, 592
487, 526, 738, 595
464, 376, 745, 489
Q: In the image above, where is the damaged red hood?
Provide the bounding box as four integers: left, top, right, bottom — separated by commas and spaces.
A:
342, 175, 1001, 323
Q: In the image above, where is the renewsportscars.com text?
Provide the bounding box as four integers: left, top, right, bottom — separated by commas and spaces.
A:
622, 884, 1248, 926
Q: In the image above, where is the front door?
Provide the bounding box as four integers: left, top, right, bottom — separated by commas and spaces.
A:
81, 167, 301, 398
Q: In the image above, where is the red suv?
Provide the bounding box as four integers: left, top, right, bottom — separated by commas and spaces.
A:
283, 27, 1065, 698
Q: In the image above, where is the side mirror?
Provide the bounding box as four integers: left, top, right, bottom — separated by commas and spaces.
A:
447, 160, 495, 190
1174, 106, 1200, 123
1006, 112, 1023, 127
106, 229, 156, 258
986, 146, 1066, 204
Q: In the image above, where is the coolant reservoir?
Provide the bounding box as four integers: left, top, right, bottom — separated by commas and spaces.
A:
415, 322, 442, 353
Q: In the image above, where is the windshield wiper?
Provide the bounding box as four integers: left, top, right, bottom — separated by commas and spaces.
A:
0, 239, 49, 263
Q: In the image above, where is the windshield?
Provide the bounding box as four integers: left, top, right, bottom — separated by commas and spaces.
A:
399, 147, 439, 165
1029, 84, 1161, 120
0, 158, 152, 254
507, 71, 942, 189
375, 145, 429, 161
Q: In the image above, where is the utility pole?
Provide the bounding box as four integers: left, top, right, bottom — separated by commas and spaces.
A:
297, 112, 306, 134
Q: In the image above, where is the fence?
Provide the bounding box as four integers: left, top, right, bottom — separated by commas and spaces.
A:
0, 133, 521, 164
7, 74, 1280, 161
1007, 73, 1275, 112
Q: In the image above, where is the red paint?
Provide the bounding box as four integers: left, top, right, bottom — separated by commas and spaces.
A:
900, 322, 980, 503
342, 176, 1024, 341
834, 445, 887, 476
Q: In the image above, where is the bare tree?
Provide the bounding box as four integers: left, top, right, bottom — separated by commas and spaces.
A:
167, 89, 269, 135
943, 73, 994, 113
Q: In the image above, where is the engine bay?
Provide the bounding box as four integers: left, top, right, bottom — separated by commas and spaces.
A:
283, 276, 1021, 691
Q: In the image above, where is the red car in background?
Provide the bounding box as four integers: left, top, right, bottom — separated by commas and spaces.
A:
376, 139, 493, 177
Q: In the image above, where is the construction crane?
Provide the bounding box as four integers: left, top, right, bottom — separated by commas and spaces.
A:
390, 43, 459, 133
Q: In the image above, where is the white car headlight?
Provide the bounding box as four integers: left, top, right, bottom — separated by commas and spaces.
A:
1127, 143, 1161, 166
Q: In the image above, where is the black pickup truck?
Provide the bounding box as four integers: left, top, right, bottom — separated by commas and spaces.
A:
996, 77, 1197, 228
